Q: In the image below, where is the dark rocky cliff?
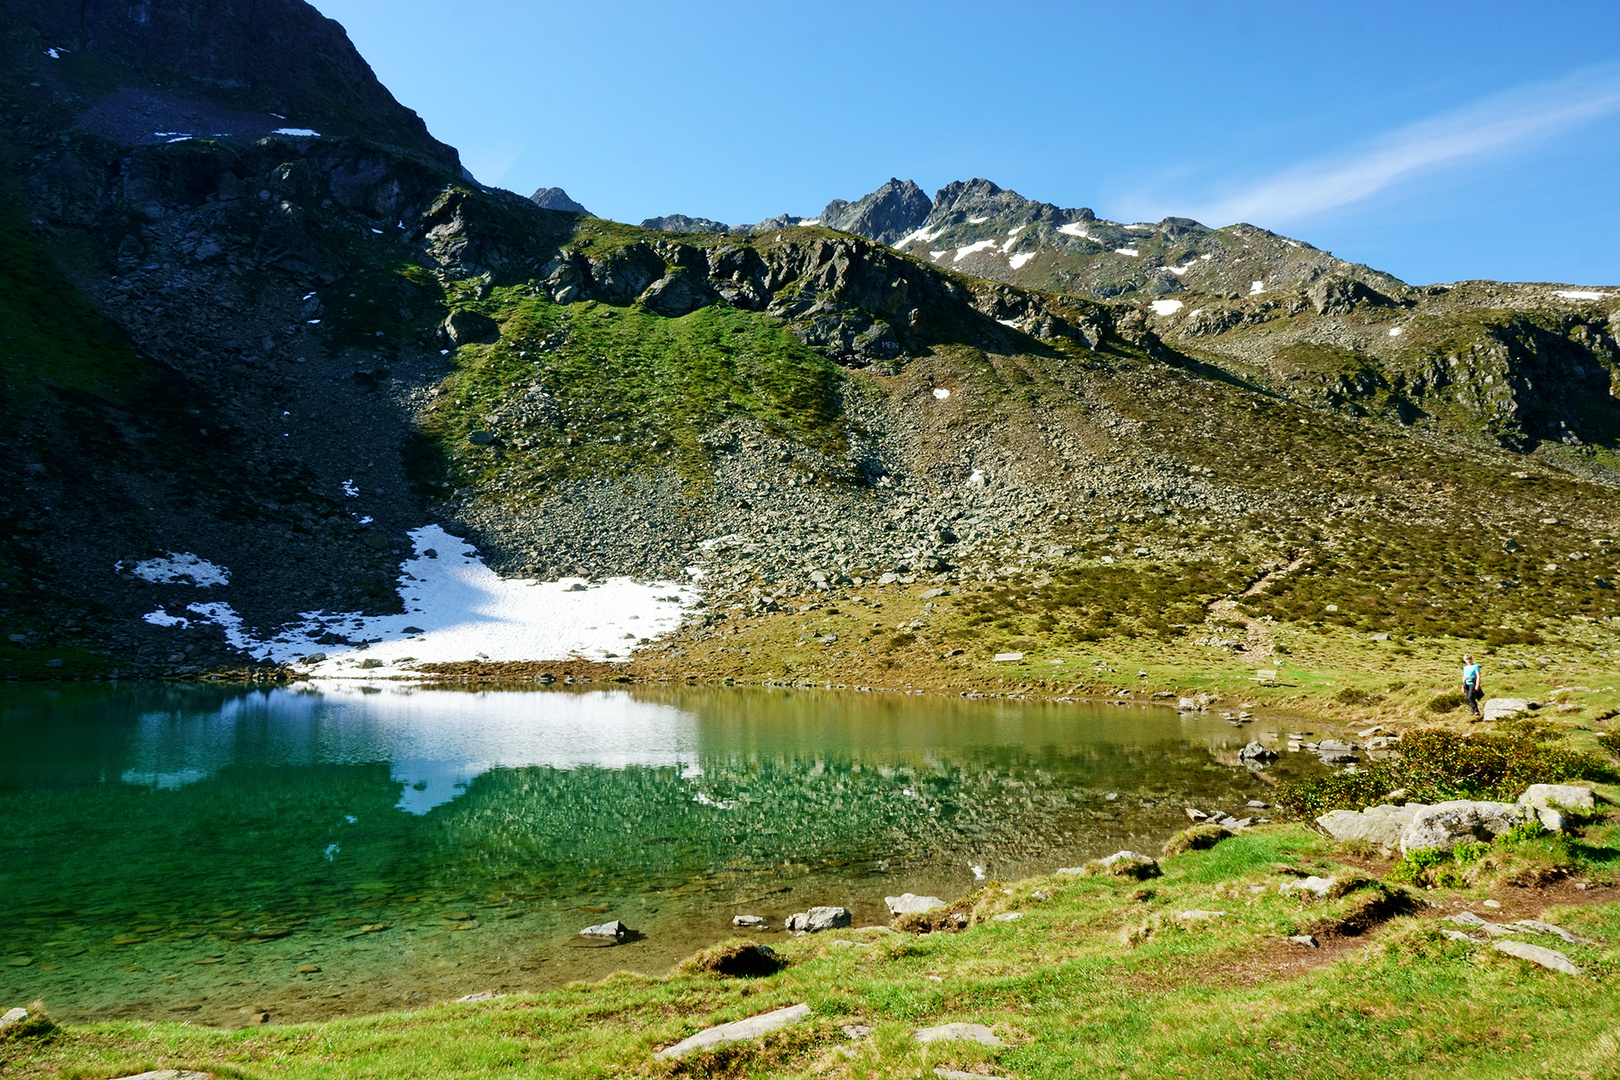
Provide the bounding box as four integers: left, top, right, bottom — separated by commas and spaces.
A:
2, 0, 463, 173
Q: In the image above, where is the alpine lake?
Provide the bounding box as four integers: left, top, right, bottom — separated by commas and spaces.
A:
0, 681, 1327, 1027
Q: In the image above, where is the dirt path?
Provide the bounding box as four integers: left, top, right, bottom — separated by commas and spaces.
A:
1205, 550, 1310, 665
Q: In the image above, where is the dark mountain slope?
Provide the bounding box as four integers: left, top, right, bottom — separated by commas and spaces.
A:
1, 0, 463, 173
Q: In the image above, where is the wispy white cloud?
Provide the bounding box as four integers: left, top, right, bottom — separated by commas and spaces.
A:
464, 139, 531, 187
1160, 67, 1620, 227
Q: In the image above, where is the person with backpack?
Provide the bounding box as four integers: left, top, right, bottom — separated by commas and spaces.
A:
1462, 654, 1483, 717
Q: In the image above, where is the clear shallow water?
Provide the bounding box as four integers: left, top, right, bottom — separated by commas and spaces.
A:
0, 682, 1321, 1026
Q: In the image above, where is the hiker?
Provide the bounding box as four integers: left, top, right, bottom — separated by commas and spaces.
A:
1462, 654, 1482, 717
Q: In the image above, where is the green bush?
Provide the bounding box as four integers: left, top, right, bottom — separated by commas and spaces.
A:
1276, 726, 1608, 819
1334, 687, 1384, 706
1598, 731, 1620, 761
1426, 690, 1464, 713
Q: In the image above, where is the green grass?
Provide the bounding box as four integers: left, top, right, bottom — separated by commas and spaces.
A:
416, 294, 848, 496
9, 826, 1619, 1079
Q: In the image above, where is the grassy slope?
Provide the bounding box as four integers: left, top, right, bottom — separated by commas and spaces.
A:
9, 821, 1619, 1079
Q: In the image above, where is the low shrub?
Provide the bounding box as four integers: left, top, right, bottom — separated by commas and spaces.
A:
676, 940, 783, 978
1426, 690, 1464, 713
1275, 726, 1608, 819
1334, 687, 1385, 706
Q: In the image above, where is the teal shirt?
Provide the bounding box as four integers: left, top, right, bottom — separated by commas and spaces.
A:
1462, 663, 1481, 687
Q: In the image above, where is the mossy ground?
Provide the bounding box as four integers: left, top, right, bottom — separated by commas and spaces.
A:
9, 822, 1619, 1079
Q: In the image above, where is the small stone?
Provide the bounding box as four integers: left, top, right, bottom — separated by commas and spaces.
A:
1482, 899, 1501, 908
1493, 939, 1582, 975
993, 912, 1023, 922
914, 1022, 1002, 1046
1238, 740, 1278, 763
656, 1003, 813, 1058
843, 1024, 873, 1039
732, 915, 766, 927
0, 1007, 27, 1030
4, 956, 34, 967
1177, 910, 1230, 920
992, 652, 1024, 662
1288, 934, 1319, 948
1511, 919, 1601, 945
455, 991, 504, 1003
295, 963, 320, 974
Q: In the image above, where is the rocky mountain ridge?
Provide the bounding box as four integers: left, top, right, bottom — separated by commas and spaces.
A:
3, 0, 1619, 681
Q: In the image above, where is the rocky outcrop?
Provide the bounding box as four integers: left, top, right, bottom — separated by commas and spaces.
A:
1317, 803, 1425, 851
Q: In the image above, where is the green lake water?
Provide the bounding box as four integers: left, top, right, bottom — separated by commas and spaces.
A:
0, 682, 1323, 1027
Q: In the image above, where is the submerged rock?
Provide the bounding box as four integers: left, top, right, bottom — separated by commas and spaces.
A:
579, 920, 629, 940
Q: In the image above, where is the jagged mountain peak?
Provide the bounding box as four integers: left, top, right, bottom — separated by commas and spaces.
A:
530, 187, 590, 215
815, 178, 931, 245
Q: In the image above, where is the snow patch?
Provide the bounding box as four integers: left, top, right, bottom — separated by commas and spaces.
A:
1149, 299, 1184, 316
1388, 326, 1404, 337
1249, 279, 1265, 294
1554, 289, 1608, 300
894, 225, 944, 248
137, 525, 697, 672
45, 48, 62, 59
272, 127, 320, 137
1057, 222, 1092, 239
799, 217, 820, 226
1200, 253, 1213, 260
967, 215, 989, 224
997, 318, 1021, 328
124, 553, 231, 587
143, 609, 191, 628
1008, 252, 1035, 269
342, 479, 359, 497
930, 250, 948, 261
1007, 225, 1027, 237
1114, 247, 1139, 257
1126, 223, 1156, 232
933, 388, 951, 399
954, 239, 999, 262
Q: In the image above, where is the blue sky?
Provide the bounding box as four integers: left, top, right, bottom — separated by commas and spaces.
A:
311, 0, 1620, 286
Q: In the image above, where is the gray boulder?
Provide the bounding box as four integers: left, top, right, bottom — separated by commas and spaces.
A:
885, 893, 947, 917
1518, 784, 1595, 810
732, 914, 766, 928
1493, 939, 1582, 975
1401, 800, 1533, 854
639, 270, 713, 317
1317, 802, 1427, 850
785, 906, 851, 933
1280, 875, 1337, 898
656, 1003, 813, 1058
1481, 698, 1533, 723
913, 1022, 1002, 1046
1096, 850, 1161, 878
0, 1007, 27, 1031
1238, 740, 1278, 762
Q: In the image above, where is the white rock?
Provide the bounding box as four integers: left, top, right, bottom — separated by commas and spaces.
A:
914, 1022, 1002, 1046
579, 920, 628, 939
886, 893, 947, 917
1493, 939, 1582, 975
1518, 784, 1595, 810
656, 1003, 814, 1058
1401, 800, 1533, 854
0, 1007, 27, 1031
993, 912, 1023, 921
1177, 909, 1231, 920
1440, 929, 1476, 942
1178, 697, 1200, 711
732, 914, 766, 927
